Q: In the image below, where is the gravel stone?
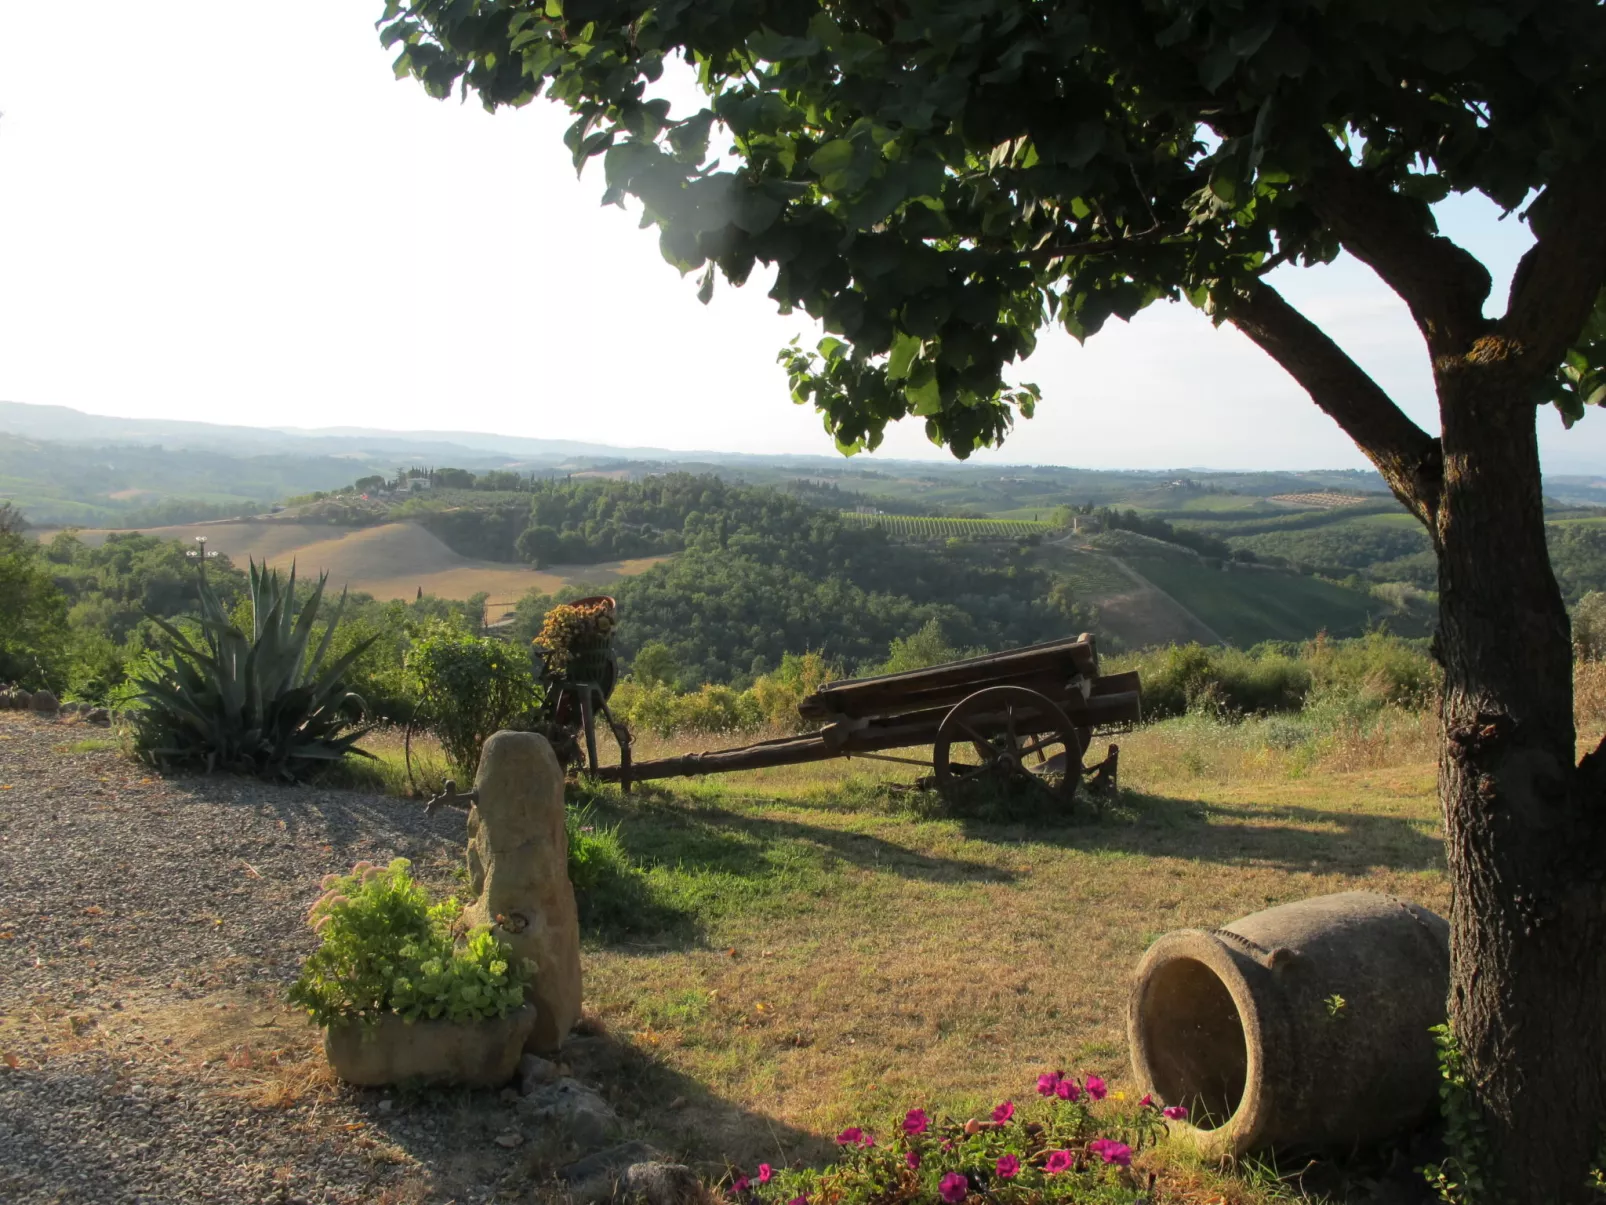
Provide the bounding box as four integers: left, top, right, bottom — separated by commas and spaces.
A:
0, 714, 559, 1204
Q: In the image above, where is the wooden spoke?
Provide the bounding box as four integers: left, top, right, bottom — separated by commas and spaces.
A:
932, 685, 1082, 806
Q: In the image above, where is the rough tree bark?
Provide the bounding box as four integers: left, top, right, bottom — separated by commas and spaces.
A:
1434, 357, 1606, 1204
1228, 154, 1606, 1200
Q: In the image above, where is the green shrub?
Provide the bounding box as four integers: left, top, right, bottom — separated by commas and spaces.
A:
610, 680, 765, 737
287, 858, 529, 1029
727, 1072, 1167, 1205
1573, 591, 1606, 660
128, 563, 374, 780
406, 621, 542, 778
1111, 643, 1311, 719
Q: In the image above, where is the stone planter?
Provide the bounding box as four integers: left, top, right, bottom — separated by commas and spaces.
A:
324, 1004, 539, 1087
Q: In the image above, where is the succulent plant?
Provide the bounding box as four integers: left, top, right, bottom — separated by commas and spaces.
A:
129, 561, 376, 780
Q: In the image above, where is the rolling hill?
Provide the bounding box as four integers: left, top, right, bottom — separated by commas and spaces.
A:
53, 520, 665, 604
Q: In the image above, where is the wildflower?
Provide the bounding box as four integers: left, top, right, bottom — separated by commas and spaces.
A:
1138, 1093, 1154, 1108
352, 861, 373, 873
939, 1172, 969, 1203
996, 1154, 1021, 1180
991, 1100, 1015, 1124
758, 1165, 773, 1184
1044, 1150, 1074, 1174
1088, 1139, 1132, 1167
903, 1107, 929, 1136
1056, 1078, 1081, 1102
1085, 1075, 1108, 1101
320, 874, 339, 889
325, 894, 350, 910
731, 1176, 750, 1194
313, 915, 331, 933
836, 1127, 863, 1146
905, 1151, 921, 1171
859, 1133, 876, 1148
361, 866, 381, 883
788, 1196, 807, 1205
1036, 1072, 1062, 1097
1163, 1105, 1188, 1121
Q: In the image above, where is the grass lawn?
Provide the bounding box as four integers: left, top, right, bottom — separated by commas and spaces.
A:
359, 712, 1451, 1187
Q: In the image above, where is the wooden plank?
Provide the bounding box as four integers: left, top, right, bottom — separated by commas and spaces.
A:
599, 688, 1142, 785
798, 635, 1100, 720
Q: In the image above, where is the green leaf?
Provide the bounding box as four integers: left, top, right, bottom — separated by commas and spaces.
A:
906, 363, 942, 415
886, 331, 921, 381
809, 139, 857, 177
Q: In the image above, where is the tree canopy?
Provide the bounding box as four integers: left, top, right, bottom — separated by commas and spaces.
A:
379, 0, 1605, 476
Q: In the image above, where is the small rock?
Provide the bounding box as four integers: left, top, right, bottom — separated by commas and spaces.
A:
377, 1099, 393, 1113
519, 1077, 617, 1151
86, 707, 110, 725
499, 1087, 520, 1104
518, 1053, 559, 1094
29, 689, 59, 714
560, 1141, 662, 1205
621, 1161, 707, 1205
494, 1131, 524, 1149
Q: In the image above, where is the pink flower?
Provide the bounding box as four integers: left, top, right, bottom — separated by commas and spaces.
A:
1044, 1150, 1074, 1174
991, 1100, 1015, 1124
836, 1127, 863, 1146
788, 1196, 807, 1205
1085, 1075, 1108, 1102
731, 1176, 750, 1194
1036, 1072, 1062, 1097
1138, 1093, 1154, 1108
939, 1172, 969, 1203
757, 1165, 773, 1184
996, 1154, 1021, 1180
859, 1133, 875, 1148
1163, 1105, 1188, 1121
903, 1107, 929, 1136
1056, 1078, 1081, 1102
1088, 1139, 1132, 1167
906, 1150, 921, 1170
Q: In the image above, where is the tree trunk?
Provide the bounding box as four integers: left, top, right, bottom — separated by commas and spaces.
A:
1435, 367, 1606, 1203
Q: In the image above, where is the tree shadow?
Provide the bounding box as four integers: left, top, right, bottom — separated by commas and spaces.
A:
951, 788, 1444, 874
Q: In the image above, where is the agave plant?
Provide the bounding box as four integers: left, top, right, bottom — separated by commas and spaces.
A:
130, 561, 377, 780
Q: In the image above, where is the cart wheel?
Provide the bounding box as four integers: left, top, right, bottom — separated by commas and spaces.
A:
933, 686, 1086, 806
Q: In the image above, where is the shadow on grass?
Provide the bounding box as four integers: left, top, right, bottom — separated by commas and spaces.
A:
310, 1023, 833, 1199
952, 787, 1444, 874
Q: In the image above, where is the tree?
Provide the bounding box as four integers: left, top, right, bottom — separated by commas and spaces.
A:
380, 2, 1606, 1195
629, 639, 680, 688
0, 510, 68, 689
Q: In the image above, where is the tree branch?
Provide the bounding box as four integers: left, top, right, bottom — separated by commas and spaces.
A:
1228, 282, 1442, 524
1504, 161, 1606, 371
1304, 145, 1492, 357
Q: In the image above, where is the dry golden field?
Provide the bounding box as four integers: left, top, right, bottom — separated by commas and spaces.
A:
43, 519, 666, 602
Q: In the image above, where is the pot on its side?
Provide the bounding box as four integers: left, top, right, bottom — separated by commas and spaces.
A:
324, 1004, 539, 1087
1127, 891, 1448, 1157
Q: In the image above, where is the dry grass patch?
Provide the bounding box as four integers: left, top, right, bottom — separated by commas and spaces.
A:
559, 715, 1445, 1178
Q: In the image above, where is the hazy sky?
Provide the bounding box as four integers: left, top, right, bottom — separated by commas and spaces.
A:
0, 3, 1600, 473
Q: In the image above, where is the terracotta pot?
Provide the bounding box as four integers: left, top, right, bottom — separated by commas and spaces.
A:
1127, 891, 1448, 1156
323, 1004, 539, 1087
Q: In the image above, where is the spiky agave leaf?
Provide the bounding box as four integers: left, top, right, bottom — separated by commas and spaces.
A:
130, 562, 378, 780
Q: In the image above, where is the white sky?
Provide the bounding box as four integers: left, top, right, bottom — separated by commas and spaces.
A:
0, 2, 1600, 474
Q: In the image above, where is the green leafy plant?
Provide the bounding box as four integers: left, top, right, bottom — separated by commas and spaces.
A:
725, 1073, 1168, 1205
287, 858, 529, 1029
128, 562, 374, 780
1421, 1023, 1492, 1205
406, 620, 541, 779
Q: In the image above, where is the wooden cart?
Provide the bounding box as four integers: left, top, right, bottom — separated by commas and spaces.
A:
594, 634, 1141, 803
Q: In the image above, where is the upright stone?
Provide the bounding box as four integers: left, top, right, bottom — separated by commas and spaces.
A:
461, 731, 581, 1053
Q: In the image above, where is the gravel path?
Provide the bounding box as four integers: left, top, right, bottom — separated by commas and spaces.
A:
0, 713, 560, 1204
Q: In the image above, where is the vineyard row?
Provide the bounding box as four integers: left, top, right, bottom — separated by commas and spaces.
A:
840, 512, 1051, 540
